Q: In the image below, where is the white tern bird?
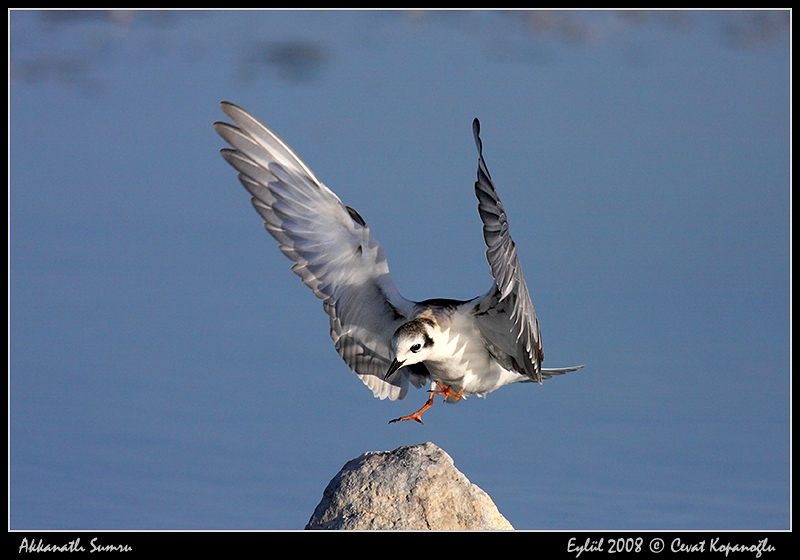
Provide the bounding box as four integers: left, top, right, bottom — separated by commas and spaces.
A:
215, 102, 583, 424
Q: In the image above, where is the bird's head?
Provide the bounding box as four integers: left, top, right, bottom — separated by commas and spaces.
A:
384, 318, 436, 380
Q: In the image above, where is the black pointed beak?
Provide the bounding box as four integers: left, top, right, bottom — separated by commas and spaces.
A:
385, 358, 404, 380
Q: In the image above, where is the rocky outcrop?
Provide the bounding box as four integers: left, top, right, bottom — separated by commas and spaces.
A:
306, 442, 513, 530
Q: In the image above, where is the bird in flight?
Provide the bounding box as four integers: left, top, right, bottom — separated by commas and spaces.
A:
215, 102, 583, 424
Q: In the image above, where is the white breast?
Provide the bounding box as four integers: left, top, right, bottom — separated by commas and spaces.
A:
424, 310, 527, 397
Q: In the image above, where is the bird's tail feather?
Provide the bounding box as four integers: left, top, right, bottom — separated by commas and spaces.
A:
540, 364, 585, 379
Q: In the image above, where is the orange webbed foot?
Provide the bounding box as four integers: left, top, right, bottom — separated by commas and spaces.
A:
389, 383, 464, 424
388, 413, 425, 425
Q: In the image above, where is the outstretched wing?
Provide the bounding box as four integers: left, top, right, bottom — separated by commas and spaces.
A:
471, 118, 550, 383
215, 102, 425, 400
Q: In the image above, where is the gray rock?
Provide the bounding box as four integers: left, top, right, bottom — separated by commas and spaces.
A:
305, 442, 514, 530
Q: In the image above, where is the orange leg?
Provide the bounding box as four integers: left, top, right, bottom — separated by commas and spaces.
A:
388, 382, 464, 424
434, 383, 464, 402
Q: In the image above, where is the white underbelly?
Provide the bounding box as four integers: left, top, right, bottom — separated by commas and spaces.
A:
425, 353, 526, 397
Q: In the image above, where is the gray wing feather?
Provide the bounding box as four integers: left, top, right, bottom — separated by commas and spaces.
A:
215, 102, 423, 400
471, 118, 547, 383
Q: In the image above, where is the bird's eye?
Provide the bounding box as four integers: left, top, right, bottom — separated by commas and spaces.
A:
410, 344, 421, 353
